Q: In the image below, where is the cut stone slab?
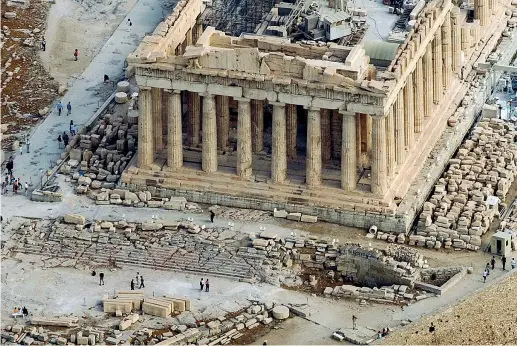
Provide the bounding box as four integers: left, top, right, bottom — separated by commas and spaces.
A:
287, 212, 302, 221
300, 214, 317, 223
259, 230, 277, 239
64, 214, 85, 225
272, 305, 289, 320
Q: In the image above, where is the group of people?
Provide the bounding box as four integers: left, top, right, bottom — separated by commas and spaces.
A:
377, 327, 391, 339
13, 306, 29, 317
2, 158, 27, 195
57, 132, 70, 149
130, 272, 145, 290
56, 101, 72, 117
483, 255, 516, 282
199, 278, 210, 292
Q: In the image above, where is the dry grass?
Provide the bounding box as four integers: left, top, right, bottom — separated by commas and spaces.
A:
383, 272, 517, 345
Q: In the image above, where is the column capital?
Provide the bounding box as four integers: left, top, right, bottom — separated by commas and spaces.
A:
304, 106, 320, 111
199, 92, 212, 98
139, 86, 151, 91
163, 89, 182, 94
269, 101, 285, 107
338, 110, 356, 117
234, 97, 250, 103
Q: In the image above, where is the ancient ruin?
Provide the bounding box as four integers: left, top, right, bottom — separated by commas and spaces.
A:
121, 0, 513, 231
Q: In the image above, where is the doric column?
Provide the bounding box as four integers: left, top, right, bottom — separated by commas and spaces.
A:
371, 116, 387, 195
306, 107, 322, 186
461, 26, 471, 59
320, 109, 331, 162
165, 90, 183, 169
394, 91, 405, 166
236, 97, 252, 178
423, 46, 434, 117
414, 59, 424, 133
403, 74, 415, 149
331, 110, 342, 160
201, 94, 217, 173
216, 95, 230, 150
450, 7, 461, 75
340, 111, 356, 191
138, 87, 153, 168
186, 91, 201, 146
186, 28, 193, 45
251, 99, 264, 152
151, 88, 163, 150
489, 0, 497, 14
286, 104, 297, 159
386, 106, 396, 178
271, 102, 287, 184
432, 32, 443, 104
475, 0, 489, 26
441, 12, 452, 89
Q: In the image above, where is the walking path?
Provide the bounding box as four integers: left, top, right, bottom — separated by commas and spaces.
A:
5, 0, 167, 188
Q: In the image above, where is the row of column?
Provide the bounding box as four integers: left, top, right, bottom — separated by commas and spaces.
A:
138, 88, 388, 193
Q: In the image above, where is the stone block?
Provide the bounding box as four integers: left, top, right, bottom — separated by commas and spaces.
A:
300, 214, 317, 223
287, 212, 302, 221
259, 230, 277, 239
64, 214, 85, 225
163, 197, 187, 210
119, 319, 132, 331
272, 305, 289, 320
273, 208, 288, 218
141, 223, 163, 231
77, 336, 89, 345
105, 337, 119, 345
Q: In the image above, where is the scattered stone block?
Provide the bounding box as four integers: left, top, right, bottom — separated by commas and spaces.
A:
300, 214, 317, 223
286, 212, 302, 221
64, 214, 85, 225
272, 305, 289, 320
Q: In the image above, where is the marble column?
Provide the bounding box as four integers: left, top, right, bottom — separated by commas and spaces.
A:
138, 87, 153, 168
450, 7, 461, 75
236, 97, 252, 178
403, 74, 415, 149
187, 91, 201, 146
489, 0, 496, 14
423, 47, 434, 118
461, 26, 471, 59
432, 32, 443, 104
271, 102, 287, 184
371, 116, 387, 195
331, 110, 342, 159
166, 89, 183, 169
442, 12, 452, 89
201, 94, 217, 173
475, 0, 489, 26
414, 59, 424, 133
386, 106, 396, 178
186, 28, 193, 45
394, 91, 405, 166
286, 104, 297, 159
341, 111, 356, 191
251, 99, 264, 152
320, 109, 331, 162
306, 107, 322, 187
151, 88, 163, 150
216, 95, 230, 150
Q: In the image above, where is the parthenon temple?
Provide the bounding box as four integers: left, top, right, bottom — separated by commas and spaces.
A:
122, 0, 511, 231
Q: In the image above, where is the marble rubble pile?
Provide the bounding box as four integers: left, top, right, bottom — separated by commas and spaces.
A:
323, 283, 429, 304
415, 119, 517, 250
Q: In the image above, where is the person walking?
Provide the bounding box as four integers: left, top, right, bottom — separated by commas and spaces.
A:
511, 258, 516, 269
139, 275, 145, 289
66, 102, 72, 116
71, 124, 77, 136
70, 120, 74, 134
99, 272, 105, 286
6, 158, 13, 175
130, 279, 135, 290
210, 210, 215, 223
483, 269, 488, 283
19, 144, 23, 156
127, 19, 132, 33
57, 135, 63, 149
205, 279, 209, 292
199, 278, 204, 291
136, 272, 140, 287
25, 137, 30, 153
502, 255, 507, 270
485, 262, 490, 275
352, 315, 357, 330
63, 132, 69, 147
41, 38, 46, 51
57, 101, 63, 116
490, 256, 496, 270
24, 182, 28, 196
104, 74, 110, 84
262, 341, 267, 346
74, 49, 78, 61
2, 181, 7, 194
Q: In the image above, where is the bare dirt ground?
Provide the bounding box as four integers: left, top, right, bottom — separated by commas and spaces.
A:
383, 272, 517, 345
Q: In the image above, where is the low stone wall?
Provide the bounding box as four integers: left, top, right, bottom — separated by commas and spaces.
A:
414, 266, 466, 295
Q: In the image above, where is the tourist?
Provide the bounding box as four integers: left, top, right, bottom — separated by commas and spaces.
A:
2, 181, 7, 194
70, 120, 74, 134
130, 279, 135, 290
502, 255, 506, 270
127, 19, 132, 33
136, 272, 140, 286
22, 306, 28, 316
63, 132, 69, 147
483, 269, 488, 283
13, 307, 19, 314
104, 74, 109, 84
377, 331, 382, 339
13, 179, 18, 194
26, 137, 30, 153
461, 66, 466, 80
19, 144, 23, 156
74, 49, 78, 61
511, 258, 516, 269
57, 101, 63, 116
139, 275, 145, 289
57, 135, 63, 149
262, 341, 267, 346
205, 279, 209, 292
71, 124, 77, 136
429, 322, 435, 333
66, 102, 72, 116
199, 278, 204, 291
41, 38, 46, 51
24, 182, 28, 196
352, 315, 357, 330
490, 256, 496, 270
210, 210, 215, 223
485, 262, 490, 275
99, 272, 104, 286
6, 158, 13, 175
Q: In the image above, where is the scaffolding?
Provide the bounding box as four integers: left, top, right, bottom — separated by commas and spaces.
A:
204, 0, 276, 36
